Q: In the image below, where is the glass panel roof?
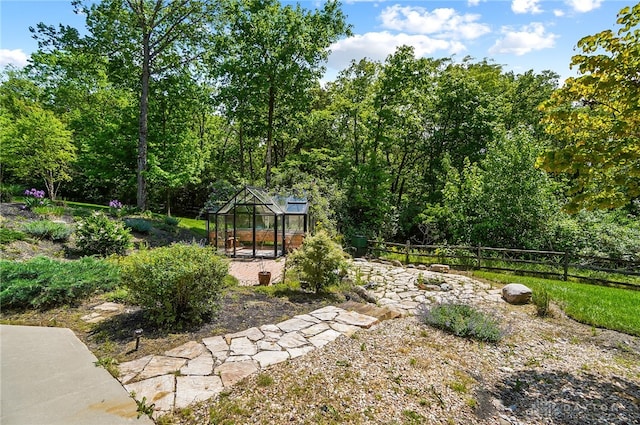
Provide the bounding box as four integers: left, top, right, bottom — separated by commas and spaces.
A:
215, 186, 289, 215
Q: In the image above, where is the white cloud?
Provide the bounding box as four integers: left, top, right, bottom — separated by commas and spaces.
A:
468, 0, 482, 6
566, 0, 602, 13
489, 23, 557, 56
328, 32, 466, 71
0, 49, 29, 68
511, 0, 543, 14
553, 9, 565, 17
379, 5, 490, 39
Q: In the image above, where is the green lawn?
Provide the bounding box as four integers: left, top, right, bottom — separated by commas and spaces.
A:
474, 271, 640, 337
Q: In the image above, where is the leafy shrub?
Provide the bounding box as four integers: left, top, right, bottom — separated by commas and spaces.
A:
76, 212, 132, 257
532, 286, 551, 317
419, 303, 504, 343
0, 183, 22, 202
21, 220, 72, 241
164, 215, 180, 226
124, 218, 153, 234
120, 243, 229, 327
287, 230, 349, 294
0, 227, 27, 244
0, 256, 120, 310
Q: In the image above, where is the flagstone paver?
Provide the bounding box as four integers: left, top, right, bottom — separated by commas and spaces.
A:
117, 259, 505, 417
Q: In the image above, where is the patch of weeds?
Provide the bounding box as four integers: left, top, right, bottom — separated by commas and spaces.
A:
132, 394, 155, 419
105, 287, 129, 303
418, 302, 505, 343
402, 409, 426, 424
532, 286, 551, 317
466, 397, 478, 409
336, 359, 351, 367
430, 385, 446, 408
256, 373, 274, 387
32, 205, 66, 217
409, 358, 417, 367
360, 342, 366, 351
448, 380, 468, 394
95, 356, 120, 378
0, 227, 27, 244
524, 357, 541, 367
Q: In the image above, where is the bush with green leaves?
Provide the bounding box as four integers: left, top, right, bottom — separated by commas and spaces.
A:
0, 256, 120, 310
120, 244, 229, 327
124, 218, 153, 234
287, 230, 349, 294
21, 220, 72, 241
75, 212, 132, 257
418, 303, 505, 343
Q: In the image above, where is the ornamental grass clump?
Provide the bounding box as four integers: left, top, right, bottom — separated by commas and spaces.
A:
120, 243, 229, 327
22, 220, 72, 241
124, 218, 153, 234
75, 212, 132, 257
419, 302, 505, 343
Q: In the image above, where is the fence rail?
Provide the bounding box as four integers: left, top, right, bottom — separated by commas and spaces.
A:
365, 240, 640, 290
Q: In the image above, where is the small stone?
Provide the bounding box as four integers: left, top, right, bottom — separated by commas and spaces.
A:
253, 350, 290, 368
390, 260, 403, 267
165, 341, 205, 359
175, 376, 224, 409
440, 283, 453, 292
501, 283, 533, 304
215, 360, 258, 387
93, 302, 122, 312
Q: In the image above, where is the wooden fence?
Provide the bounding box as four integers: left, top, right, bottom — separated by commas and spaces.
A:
365, 240, 640, 290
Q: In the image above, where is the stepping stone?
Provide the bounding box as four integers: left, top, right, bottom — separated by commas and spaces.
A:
93, 302, 123, 312
287, 345, 315, 359
80, 312, 105, 323
329, 322, 361, 337
309, 306, 344, 321
300, 322, 331, 337
308, 329, 343, 348
229, 336, 257, 356
175, 376, 224, 409
125, 374, 175, 413
215, 360, 259, 387
294, 314, 321, 324
225, 355, 253, 363
276, 317, 315, 333
180, 353, 214, 376
253, 350, 290, 368
257, 340, 282, 351
118, 355, 154, 384
203, 335, 229, 353
137, 356, 186, 380
335, 311, 379, 329
277, 332, 309, 349
225, 327, 264, 343
165, 341, 205, 359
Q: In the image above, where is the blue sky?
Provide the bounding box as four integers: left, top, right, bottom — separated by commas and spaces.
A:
0, 0, 631, 83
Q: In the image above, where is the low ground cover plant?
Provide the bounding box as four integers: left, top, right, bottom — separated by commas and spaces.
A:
418, 302, 504, 343
75, 212, 132, 256
21, 220, 72, 241
120, 243, 229, 327
124, 217, 153, 234
0, 256, 120, 310
0, 227, 27, 244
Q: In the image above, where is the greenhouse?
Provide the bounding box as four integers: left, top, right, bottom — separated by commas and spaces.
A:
207, 186, 309, 258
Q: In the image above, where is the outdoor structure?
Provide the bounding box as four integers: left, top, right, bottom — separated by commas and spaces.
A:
207, 186, 309, 258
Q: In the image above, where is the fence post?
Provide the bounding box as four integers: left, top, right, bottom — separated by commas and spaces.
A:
563, 251, 569, 281
405, 240, 410, 264
476, 246, 482, 269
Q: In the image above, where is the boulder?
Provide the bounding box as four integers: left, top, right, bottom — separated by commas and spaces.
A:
429, 264, 450, 273
390, 260, 403, 267
501, 283, 532, 304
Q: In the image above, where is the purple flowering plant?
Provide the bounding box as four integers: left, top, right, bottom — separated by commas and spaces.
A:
108, 199, 126, 217
23, 188, 51, 210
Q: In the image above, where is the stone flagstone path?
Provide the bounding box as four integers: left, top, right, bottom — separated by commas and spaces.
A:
116, 260, 506, 418
117, 306, 379, 417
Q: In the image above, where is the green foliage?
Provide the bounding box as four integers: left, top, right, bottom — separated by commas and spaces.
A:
124, 218, 153, 234
532, 286, 551, 317
163, 215, 180, 226
120, 244, 229, 327
0, 227, 27, 244
2, 106, 76, 200
539, 3, 640, 211
0, 183, 23, 202
0, 256, 120, 310
75, 212, 132, 257
419, 303, 504, 343
287, 230, 349, 294
32, 205, 66, 217
21, 220, 72, 241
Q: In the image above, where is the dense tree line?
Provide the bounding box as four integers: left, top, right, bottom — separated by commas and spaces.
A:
1, 0, 638, 257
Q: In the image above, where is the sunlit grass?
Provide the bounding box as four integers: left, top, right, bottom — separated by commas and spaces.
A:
474, 271, 640, 336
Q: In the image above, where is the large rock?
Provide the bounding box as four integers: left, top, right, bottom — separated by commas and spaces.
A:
501, 283, 532, 304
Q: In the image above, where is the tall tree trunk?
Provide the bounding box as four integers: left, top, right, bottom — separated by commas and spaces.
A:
137, 35, 151, 211
265, 83, 275, 188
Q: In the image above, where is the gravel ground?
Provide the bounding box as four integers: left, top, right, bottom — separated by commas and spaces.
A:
164, 302, 640, 425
